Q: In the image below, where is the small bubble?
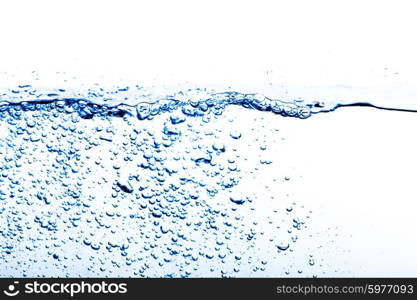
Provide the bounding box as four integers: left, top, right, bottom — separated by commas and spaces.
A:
229, 131, 242, 139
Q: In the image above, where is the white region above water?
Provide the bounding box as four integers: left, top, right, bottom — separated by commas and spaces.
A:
1, 0, 417, 109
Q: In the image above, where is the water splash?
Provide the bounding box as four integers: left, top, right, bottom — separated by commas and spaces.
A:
0, 85, 313, 121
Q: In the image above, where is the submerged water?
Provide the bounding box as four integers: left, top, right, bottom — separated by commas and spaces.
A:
0, 85, 411, 277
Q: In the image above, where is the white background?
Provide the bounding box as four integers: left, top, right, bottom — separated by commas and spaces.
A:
1, 0, 417, 107
1, 0, 417, 276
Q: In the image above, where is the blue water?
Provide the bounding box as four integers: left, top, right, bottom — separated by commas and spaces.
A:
0, 85, 409, 277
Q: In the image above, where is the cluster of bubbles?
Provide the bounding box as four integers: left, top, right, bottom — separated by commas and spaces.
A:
134, 91, 312, 121
0, 86, 322, 277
